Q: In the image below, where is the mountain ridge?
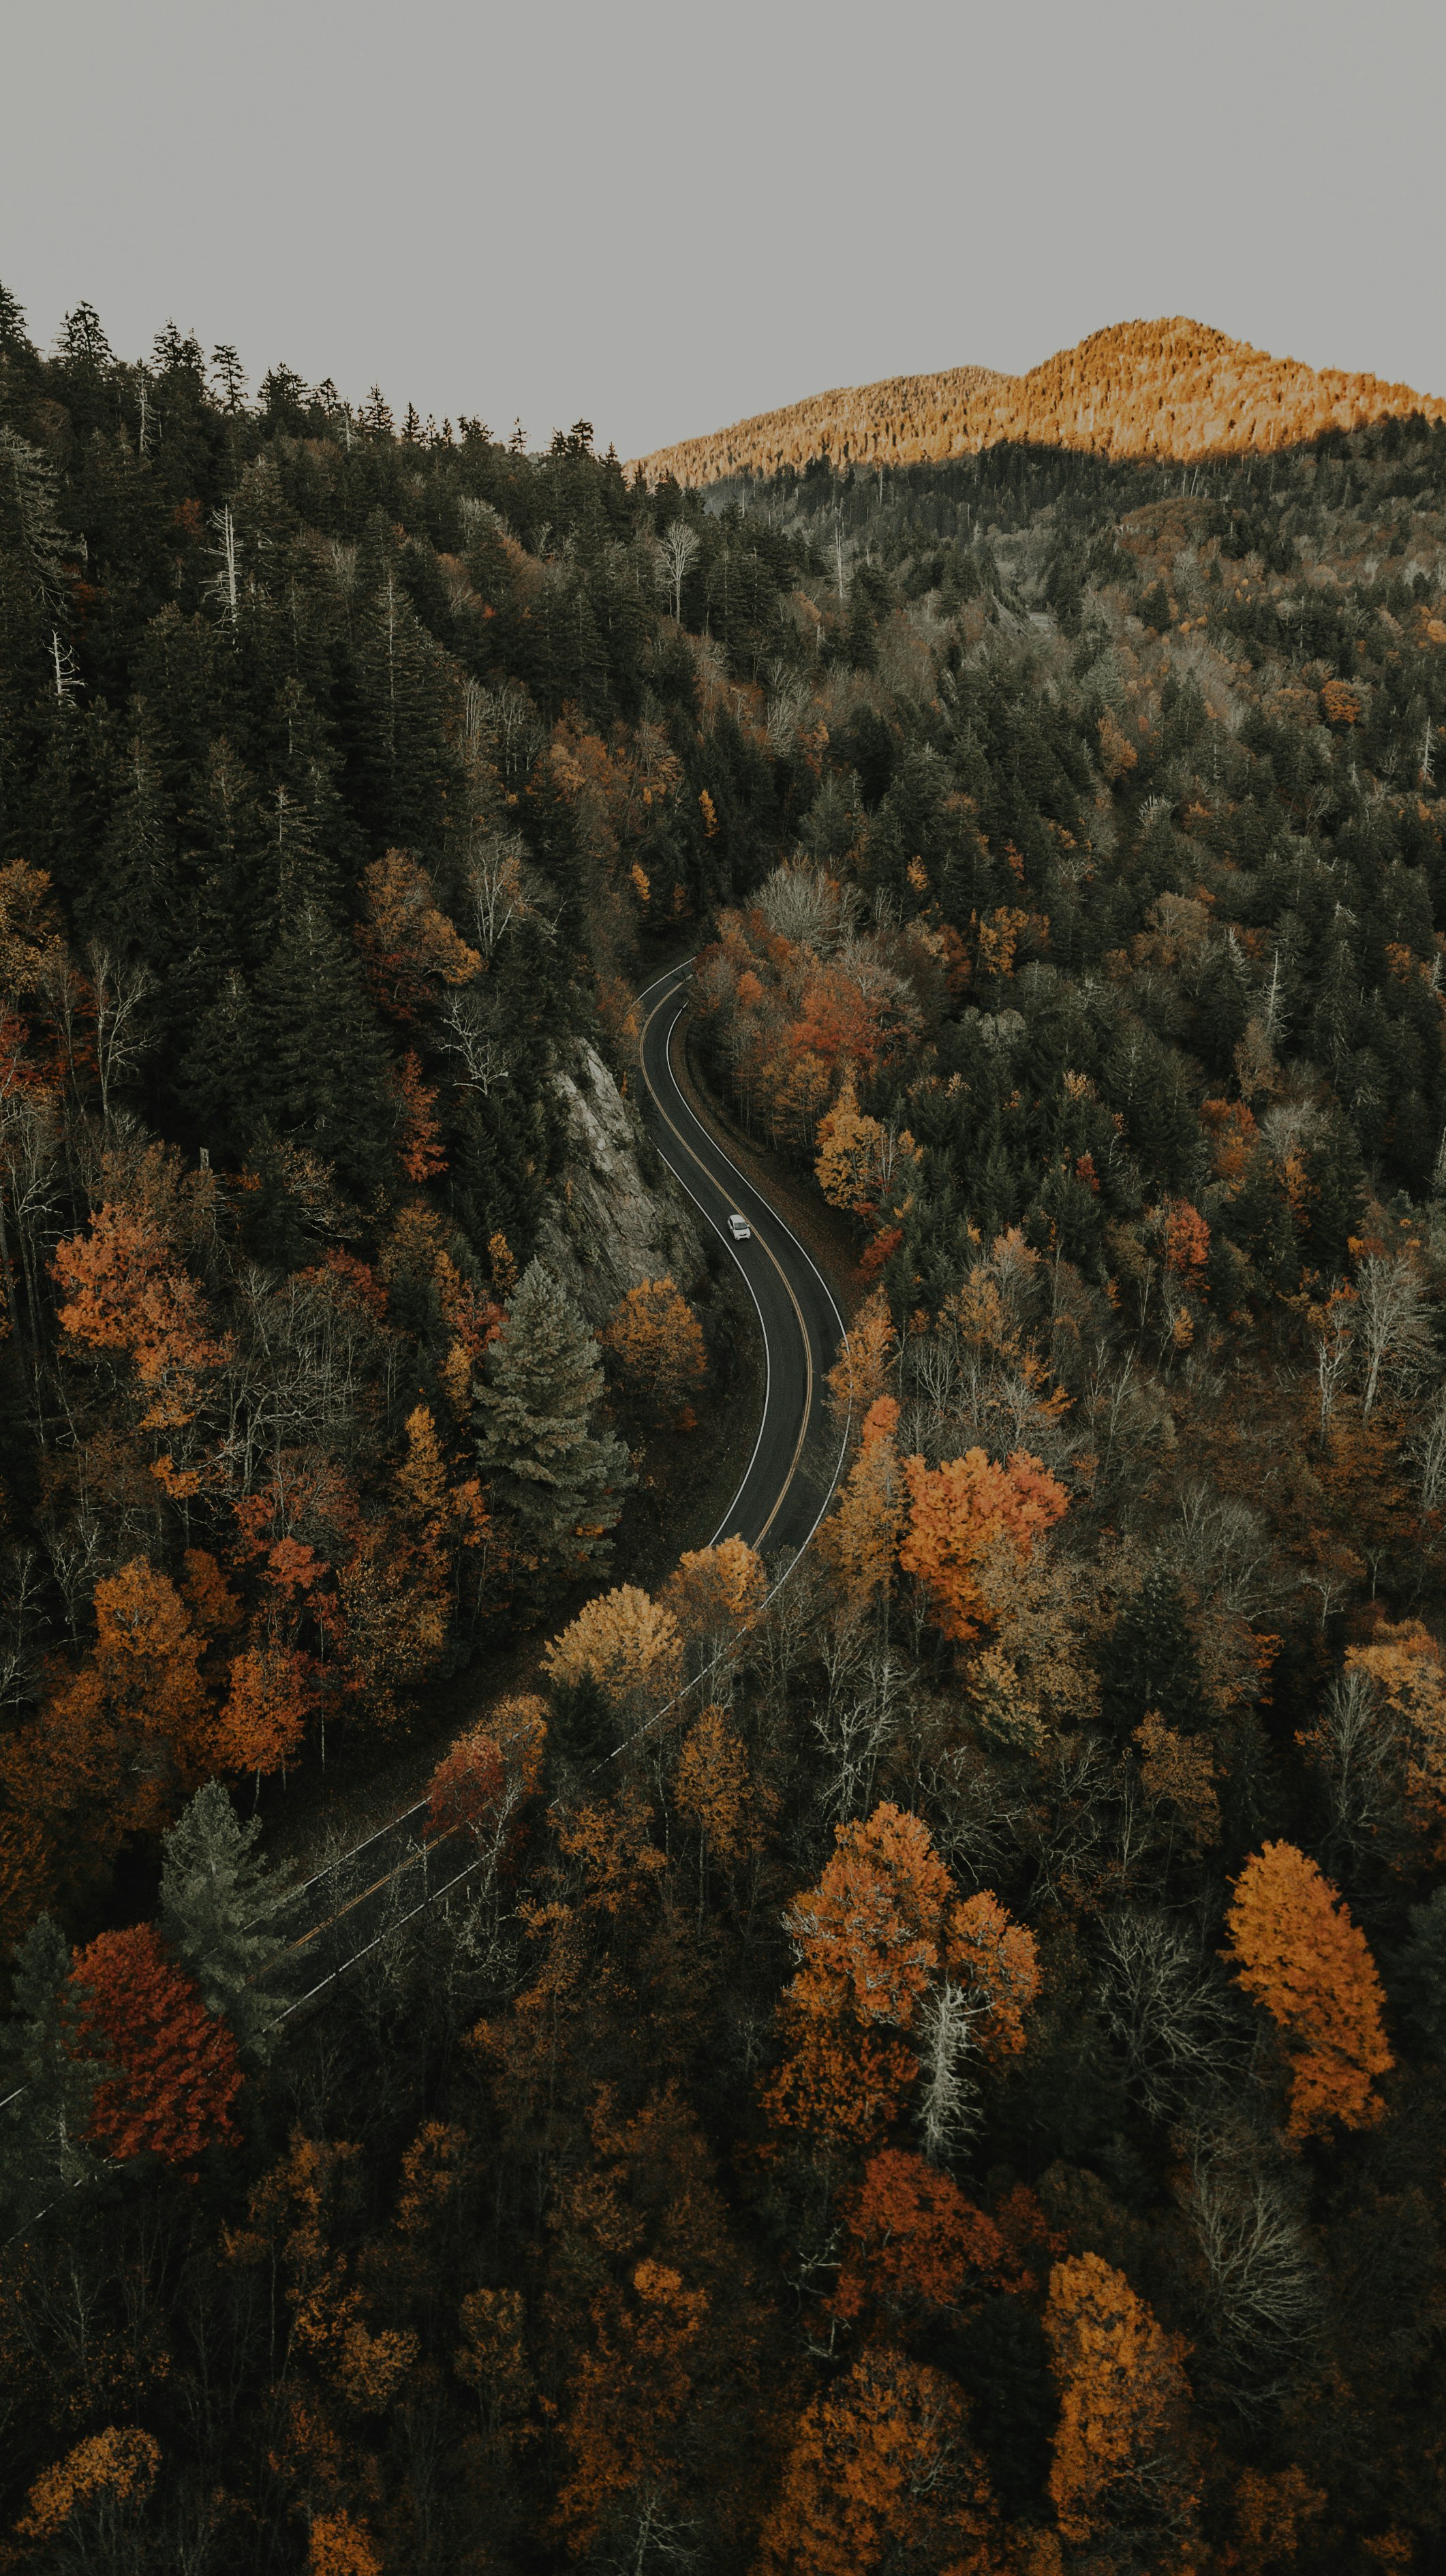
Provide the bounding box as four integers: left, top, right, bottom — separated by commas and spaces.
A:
632, 316, 1446, 485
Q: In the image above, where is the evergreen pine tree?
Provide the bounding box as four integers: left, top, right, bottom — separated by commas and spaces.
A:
247, 789, 392, 1191
0, 1916, 106, 2215
1100, 1557, 1204, 1737
159, 1781, 296, 2062
474, 1259, 632, 1595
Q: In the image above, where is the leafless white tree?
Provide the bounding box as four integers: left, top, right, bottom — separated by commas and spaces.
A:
1180, 2136, 1322, 2417
660, 519, 699, 622
1096, 1910, 1242, 2119
1355, 1251, 1436, 1418
915, 1980, 982, 2165
86, 944, 154, 1125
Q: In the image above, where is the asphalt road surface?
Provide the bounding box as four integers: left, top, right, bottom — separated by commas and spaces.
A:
637, 960, 848, 1555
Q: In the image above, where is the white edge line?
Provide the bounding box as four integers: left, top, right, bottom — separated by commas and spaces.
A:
639, 981, 772, 1549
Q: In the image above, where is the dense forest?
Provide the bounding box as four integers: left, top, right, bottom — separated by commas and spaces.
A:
4, 282, 1446, 2572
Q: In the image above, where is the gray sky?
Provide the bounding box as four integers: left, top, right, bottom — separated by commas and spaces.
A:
3, 0, 1442, 460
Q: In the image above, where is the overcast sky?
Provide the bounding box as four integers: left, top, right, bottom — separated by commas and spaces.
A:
3, 0, 1442, 461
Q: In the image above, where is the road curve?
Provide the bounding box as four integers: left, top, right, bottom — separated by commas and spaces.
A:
276, 970, 852, 1991
637, 960, 848, 1556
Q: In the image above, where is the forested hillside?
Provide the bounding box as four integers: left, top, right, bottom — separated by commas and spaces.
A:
634, 317, 1446, 486
6, 286, 1446, 2573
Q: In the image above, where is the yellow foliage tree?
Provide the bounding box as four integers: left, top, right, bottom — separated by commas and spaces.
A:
815, 1075, 884, 1216
543, 1584, 683, 1715
825, 1287, 897, 1442
354, 847, 480, 1020
1343, 1623, 1446, 1852
602, 1275, 706, 1416
817, 1398, 904, 1606
659, 1535, 766, 1672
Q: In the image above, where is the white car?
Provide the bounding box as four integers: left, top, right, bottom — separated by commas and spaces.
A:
727, 1212, 752, 1241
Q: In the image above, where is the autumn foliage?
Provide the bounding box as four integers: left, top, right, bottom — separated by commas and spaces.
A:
755, 2344, 1000, 2576
899, 1447, 1068, 1643
68, 1922, 243, 2164
634, 315, 1446, 485
1224, 1841, 1393, 2141
602, 1274, 706, 1414
765, 1804, 1037, 2147
1045, 2251, 1197, 2541
543, 1584, 683, 1714
427, 1694, 547, 1844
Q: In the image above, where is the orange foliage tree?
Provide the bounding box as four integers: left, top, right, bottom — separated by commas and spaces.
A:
307, 2511, 384, 2576
899, 1448, 1068, 1643
393, 1049, 447, 1182
68, 1922, 243, 2164
52, 1152, 228, 1446
427, 1695, 548, 1847
554, 2257, 709, 2558
2, 1557, 221, 1878
764, 1804, 1037, 2149
754, 2344, 999, 2576
831, 2147, 1019, 2328
354, 848, 480, 1022
1045, 2251, 1197, 2543
1223, 1841, 1392, 2141
214, 1644, 313, 1783
602, 1275, 706, 1417
16, 2426, 161, 2552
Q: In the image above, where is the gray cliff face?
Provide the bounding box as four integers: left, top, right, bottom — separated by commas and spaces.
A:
534, 1042, 705, 1326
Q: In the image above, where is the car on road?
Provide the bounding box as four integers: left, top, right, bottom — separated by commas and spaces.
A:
727, 1212, 752, 1240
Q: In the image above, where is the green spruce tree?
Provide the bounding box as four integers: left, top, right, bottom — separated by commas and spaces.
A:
474, 1259, 632, 1597
159, 1781, 296, 2063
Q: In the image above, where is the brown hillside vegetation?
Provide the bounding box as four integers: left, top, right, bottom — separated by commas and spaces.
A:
634, 315, 1446, 484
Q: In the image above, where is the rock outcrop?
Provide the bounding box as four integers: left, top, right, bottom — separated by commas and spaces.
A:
535, 1043, 705, 1327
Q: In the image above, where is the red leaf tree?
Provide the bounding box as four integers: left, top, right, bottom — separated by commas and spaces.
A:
68, 1922, 243, 2164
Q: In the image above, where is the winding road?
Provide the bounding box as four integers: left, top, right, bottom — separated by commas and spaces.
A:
274, 966, 849, 2004
636, 960, 848, 1555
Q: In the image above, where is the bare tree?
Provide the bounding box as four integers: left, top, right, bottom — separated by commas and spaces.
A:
1096, 1910, 1242, 2119
1355, 1251, 1436, 1419
437, 990, 511, 1097
1318, 1664, 1394, 1848
1313, 1297, 1354, 1443
1411, 1384, 1446, 1516
206, 503, 240, 631
915, 1981, 982, 2165
660, 519, 699, 622
463, 829, 527, 960
810, 1646, 906, 1825
1180, 2137, 1322, 2418
86, 945, 154, 1125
